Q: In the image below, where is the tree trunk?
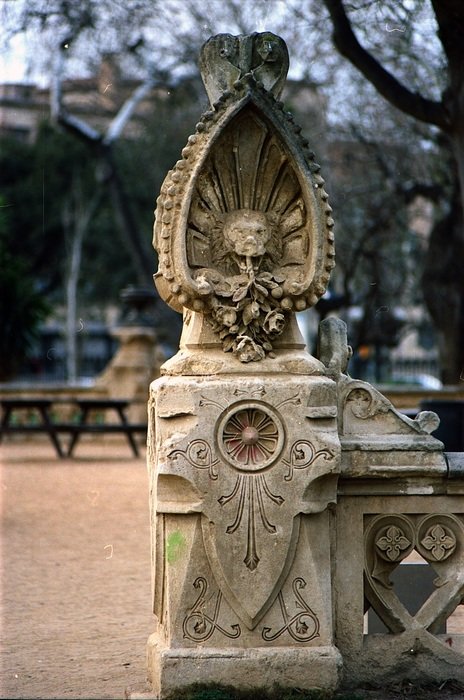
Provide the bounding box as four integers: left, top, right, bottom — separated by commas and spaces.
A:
63, 184, 101, 383
65, 222, 84, 384
421, 186, 464, 384
99, 144, 153, 286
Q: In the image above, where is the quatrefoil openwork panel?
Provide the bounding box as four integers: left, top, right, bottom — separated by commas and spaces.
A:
364, 514, 464, 638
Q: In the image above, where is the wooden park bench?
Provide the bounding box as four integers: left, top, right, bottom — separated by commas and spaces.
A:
0, 397, 147, 458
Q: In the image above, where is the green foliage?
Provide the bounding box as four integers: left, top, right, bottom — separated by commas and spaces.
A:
0, 123, 137, 305
0, 200, 50, 380
0, 124, 94, 299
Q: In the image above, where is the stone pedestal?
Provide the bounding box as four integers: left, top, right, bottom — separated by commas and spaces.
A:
147, 644, 341, 697
143, 30, 464, 696
146, 31, 343, 696
147, 365, 342, 695
96, 327, 163, 423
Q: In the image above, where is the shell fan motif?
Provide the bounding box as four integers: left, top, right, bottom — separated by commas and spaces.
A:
154, 77, 335, 362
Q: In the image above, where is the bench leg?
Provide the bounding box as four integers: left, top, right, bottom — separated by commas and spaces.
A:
0, 406, 13, 442
38, 407, 65, 458
67, 409, 89, 457
116, 407, 140, 457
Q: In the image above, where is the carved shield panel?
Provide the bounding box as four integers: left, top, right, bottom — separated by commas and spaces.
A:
155, 376, 340, 629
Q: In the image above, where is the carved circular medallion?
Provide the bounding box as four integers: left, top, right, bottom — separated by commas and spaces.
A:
416, 514, 459, 562
216, 401, 284, 472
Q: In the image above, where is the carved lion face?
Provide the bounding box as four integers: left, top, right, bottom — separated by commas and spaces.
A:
223, 209, 272, 258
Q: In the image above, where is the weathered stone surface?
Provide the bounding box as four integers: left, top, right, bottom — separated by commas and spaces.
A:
153, 33, 334, 364
198, 32, 289, 106
149, 374, 339, 625
147, 643, 342, 697
146, 30, 464, 699
335, 495, 464, 687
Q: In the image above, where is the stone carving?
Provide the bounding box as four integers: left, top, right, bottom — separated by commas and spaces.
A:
183, 577, 241, 642
219, 472, 285, 571
364, 514, 464, 636
339, 377, 443, 443
169, 439, 219, 480
417, 515, 458, 563
262, 578, 320, 643
233, 385, 266, 398
161, 379, 340, 632
217, 402, 284, 469
374, 525, 413, 563
318, 317, 352, 378
199, 32, 290, 105
346, 387, 389, 420
420, 523, 456, 561
283, 440, 335, 482
153, 33, 335, 362
147, 31, 343, 697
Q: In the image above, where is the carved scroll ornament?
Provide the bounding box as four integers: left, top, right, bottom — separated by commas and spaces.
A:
153, 32, 335, 362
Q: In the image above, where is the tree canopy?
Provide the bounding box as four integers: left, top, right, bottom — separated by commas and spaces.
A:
1, 0, 462, 382
320, 0, 464, 382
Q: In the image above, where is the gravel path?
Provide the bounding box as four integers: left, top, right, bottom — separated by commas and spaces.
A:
2, 437, 463, 700
1, 437, 153, 699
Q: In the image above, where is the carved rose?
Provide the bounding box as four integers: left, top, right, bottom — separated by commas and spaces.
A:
263, 309, 285, 335
215, 305, 237, 327
235, 335, 266, 363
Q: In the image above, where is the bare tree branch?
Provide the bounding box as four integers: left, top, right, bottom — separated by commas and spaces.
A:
50, 39, 153, 284
322, 0, 449, 130
349, 123, 444, 204
104, 74, 158, 145
57, 111, 102, 144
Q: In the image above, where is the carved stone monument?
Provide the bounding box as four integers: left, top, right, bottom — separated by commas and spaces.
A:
96, 287, 163, 422
146, 31, 464, 698
147, 31, 340, 696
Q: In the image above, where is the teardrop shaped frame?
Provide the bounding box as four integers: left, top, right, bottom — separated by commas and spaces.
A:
153, 77, 335, 315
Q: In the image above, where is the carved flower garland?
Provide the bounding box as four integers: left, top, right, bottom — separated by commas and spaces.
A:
207, 269, 287, 361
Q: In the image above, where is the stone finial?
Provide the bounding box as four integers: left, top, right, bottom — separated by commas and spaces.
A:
153, 32, 335, 363
318, 317, 352, 377
199, 32, 289, 105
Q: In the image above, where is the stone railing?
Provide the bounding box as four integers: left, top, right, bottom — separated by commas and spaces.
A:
335, 453, 464, 686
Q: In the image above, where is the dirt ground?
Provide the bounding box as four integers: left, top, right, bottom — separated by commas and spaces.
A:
1, 436, 463, 700
1, 436, 153, 700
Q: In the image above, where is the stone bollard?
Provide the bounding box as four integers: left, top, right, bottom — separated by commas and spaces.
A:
145, 31, 464, 698
146, 32, 342, 697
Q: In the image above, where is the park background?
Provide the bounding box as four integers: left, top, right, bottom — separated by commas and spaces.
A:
1, 3, 464, 699
1, 0, 463, 393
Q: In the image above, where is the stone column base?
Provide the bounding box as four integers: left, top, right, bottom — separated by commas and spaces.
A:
147, 634, 342, 698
